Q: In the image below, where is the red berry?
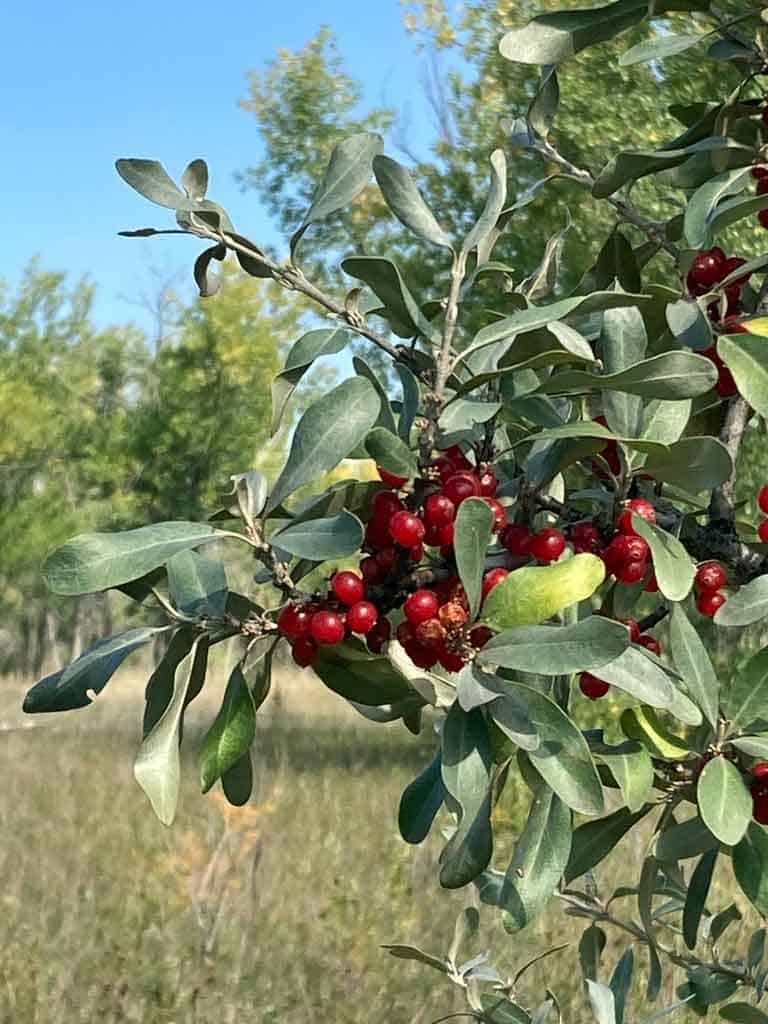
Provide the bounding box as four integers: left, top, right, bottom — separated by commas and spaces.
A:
404, 640, 439, 670
618, 498, 656, 535
760, 209, 768, 230
438, 601, 468, 628
619, 617, 641, 643
616, 559, 647, 584
434, 456, 459, 484
478, 468, 499, 497
404, 589, 440, 625
570, 521, 602, 553
469, 625, 494, 649
610, 534, 650, 565
396, 620, 415, 645
365, 517, 392, 549
410, 543, 424, 562
754, 795, 768, 825
716, 365, 737, 398
501, 524, 532, 556
759, 485, 768, 515
644, 572, 659, 593
277, 603, 312, 639
291, 636, 318, 667
372, 490, 404, 523
760, 520, 768, 544
423, 493, 456, 528
444, 444, 472, 468
579, 672, 610, 700
438, 522, 455, 546
438, 645, 466, 673
482, 567, 509, 598
360, 556, 381, 582
377, 466, 408, 488
376, 545, 398, 571
484, 497, 508, 533
752, 762, 768, 779
442, 472, 481, 506
346, 600, 378, 635
530, 528, 566, 563
722, 256, 750, 286
389, 510, 425, 548
697, 591, 726, 618
759, 178, 768, 196
695, 561, 727, 593
638, 634, 661, 655
687, 247, 726, 295
310, 610, 346, 645
753, 165, 768, 180
366, 617, 391, 653
331, 571, 365, 606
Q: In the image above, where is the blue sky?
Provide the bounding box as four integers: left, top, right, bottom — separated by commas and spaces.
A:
1, 0, 437, 333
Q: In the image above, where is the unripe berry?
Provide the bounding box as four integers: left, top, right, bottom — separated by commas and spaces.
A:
530, 527, 566, 563
331, 571, 365, 606
501, 523, 532, 556
618, 497, 656, 535
377, 466, 408, 488
482, 567, 509, 598
310, 610, 346, 646
694, 561, 727, 593
291, 636, 318, 667
759, 520, 768, 544
442, 472, 481, 506
759, 485, 768, 515
404, 589, 440, 625
277, 603, 312, 639
346, 600, 378, 635
366, 617, 391, 653
389, 510, 425, 548
579, 672, 610, 700
424, 493, 456, 528
484, 497, 508, 533
697, 590, 726, 618
638, 634, 661, 655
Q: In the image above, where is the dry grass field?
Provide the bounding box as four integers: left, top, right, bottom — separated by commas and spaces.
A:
0, 662, 761, 1023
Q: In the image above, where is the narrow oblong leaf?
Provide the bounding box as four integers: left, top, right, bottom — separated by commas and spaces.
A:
270, 327, 349, 436
715, 576, 768, 627
734, 823, 768, 917
540, 352, 718, 400
594, 644, 675, 709
697, 756, 752, 846
479, 616, 629, 675
167, 549, 228, 617
500, 778, 571, 932
631, 517, 695, 602
723, 647, 768, 734
601, 304, 647, 438
587, 980, 617, 1024
43, 521, 221, 596
641, 437, 732, 493
610, 949, 634, 1024
199, 665, 257, 793
398, 752, 445, 844
669, 603, 719, 729
363, 427, 417, 480
683, 848, 718, 950
718, 334, 768, 419
221, 752, 253, 806
454, 497, 495, 620
684, 167, 752, 250
23, 626, 168, 714
134, 641, 201, 825
373, 155, 452, 249
565, 805, 652, 883
719, 1004, 768, 1024
342, 256, 437, 341
116, 158, 188, 209
266, 377, 381, 514
272, 511, 364, 561
464, 149, 508, 259
291, 132, 383, 254
656, 816, 718, 863
620, 32, 705, 66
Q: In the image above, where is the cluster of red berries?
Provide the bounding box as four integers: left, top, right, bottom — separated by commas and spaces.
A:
395, 582, 494, 672
751, 761, 768, 825
757, 485, 768, 543
686, 245, 750, 398
579, 617, 661, 700
693, 560, 728, 618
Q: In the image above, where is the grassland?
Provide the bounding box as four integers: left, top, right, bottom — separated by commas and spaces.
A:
0, 665, 761, 1023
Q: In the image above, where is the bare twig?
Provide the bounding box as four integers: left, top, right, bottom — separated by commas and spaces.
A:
708, 396, 751, 523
